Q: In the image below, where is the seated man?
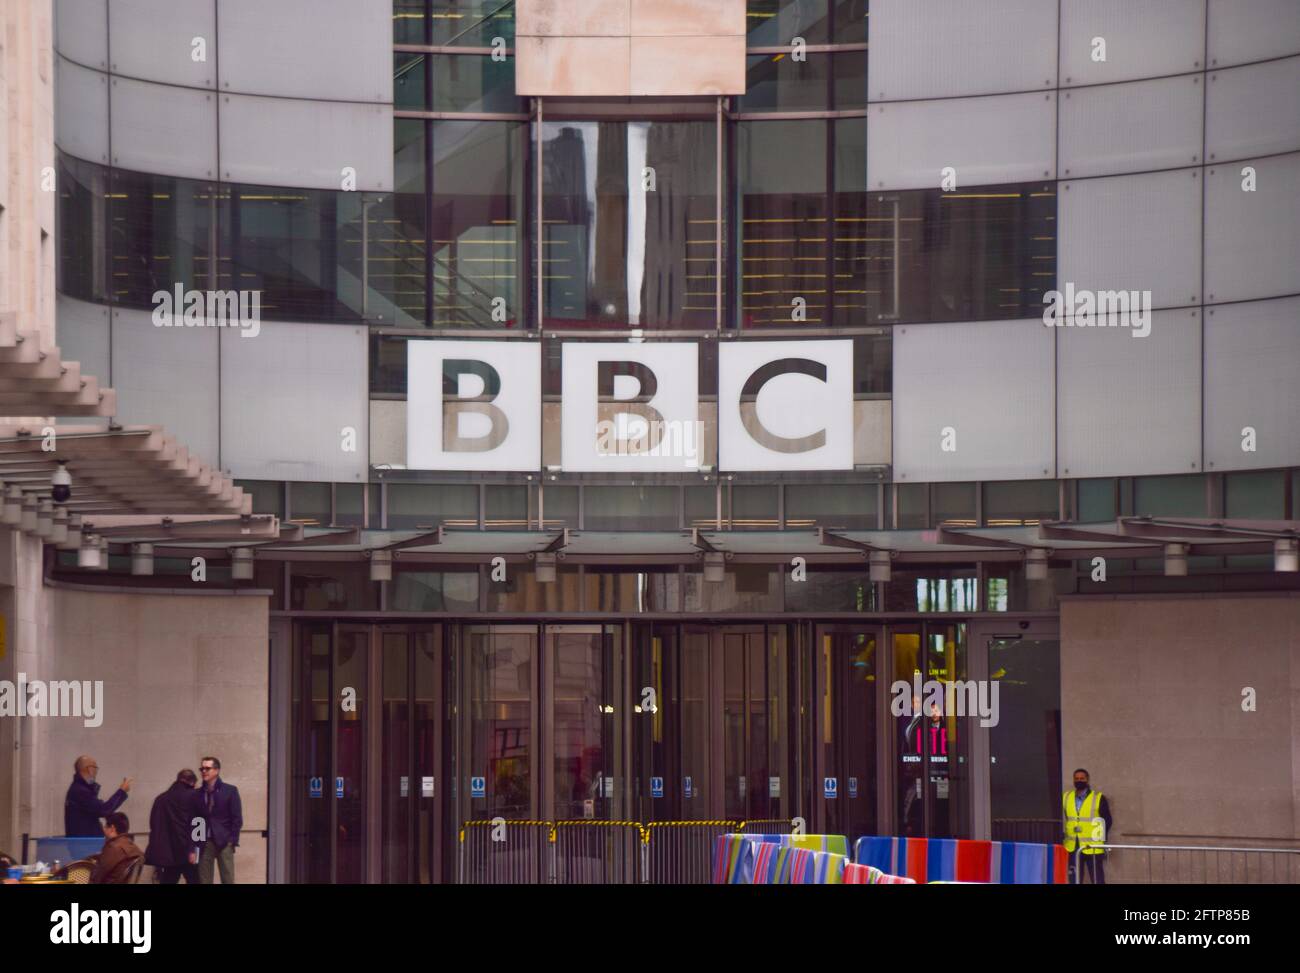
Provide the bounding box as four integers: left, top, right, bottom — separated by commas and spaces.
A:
90, 812, 144, 884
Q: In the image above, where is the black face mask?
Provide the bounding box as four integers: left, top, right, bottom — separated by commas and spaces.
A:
1074, 781, 1089, 792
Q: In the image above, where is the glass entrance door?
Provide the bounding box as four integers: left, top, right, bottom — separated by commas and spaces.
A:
546, 625, 624, 821
816, 625, 881, 842
721, 626, 793, 826
891, 623, 971, 838
379, 627, 446, 883
460, 625, 539, 822
987, 634, 1061, 843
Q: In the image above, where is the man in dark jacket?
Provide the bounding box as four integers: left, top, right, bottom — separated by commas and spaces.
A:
195, 756, 242, 884
90, 812, 144, 884
64, 755, 131, 836
145, 769, 201, 884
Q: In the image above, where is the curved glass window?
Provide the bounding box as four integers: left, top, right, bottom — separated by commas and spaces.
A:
57, 153, 108, 303
109, 168, 223, 307
863, 183, 1057, 324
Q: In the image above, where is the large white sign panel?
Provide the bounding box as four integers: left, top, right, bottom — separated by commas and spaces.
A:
561, 343, 700, 472
718, 340, 854, 471
407, 340, 540, 471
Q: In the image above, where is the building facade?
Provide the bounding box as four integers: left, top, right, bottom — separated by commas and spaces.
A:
4, 0, 1297, 882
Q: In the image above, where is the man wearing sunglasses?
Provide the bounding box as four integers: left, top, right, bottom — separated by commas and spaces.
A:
194, 756, 243, 884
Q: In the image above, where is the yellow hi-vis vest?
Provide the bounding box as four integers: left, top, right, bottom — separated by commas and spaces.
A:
1063, 789, 1106, 853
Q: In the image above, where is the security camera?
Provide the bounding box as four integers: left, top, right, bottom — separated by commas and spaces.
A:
52, 461, 72, 504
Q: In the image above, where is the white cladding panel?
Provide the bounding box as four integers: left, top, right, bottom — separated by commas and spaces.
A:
1058, 168, 1203, 311
1205, 56, 1300, 162
1207, 0, 1300, 67
108, 0, 217, 89
220, 322, 369, 482
55, 57, 109, 163
1059, 73, 1203, 179
1203, 296, 1300, 472
110, 305, 220, 464
1056, 309, 1202, 478
892, 320, 1054, 482
1204, 152, 1300, 304
868, 91, 1056, 191
217, 0, 392, 103
868, 0, 1058, 101
218, 94, 393, 191
109, 77, 218, 180
1059, 0, 1206, 87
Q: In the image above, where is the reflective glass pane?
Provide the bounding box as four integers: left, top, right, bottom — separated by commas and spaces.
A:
833, 0, 867, 43
541, 121, 717, 329
933, 481, 976, 527
738, 120, 827, 326
739, 52, 829, 112
784, 483, 876, 529
389, 571, 480, 611
747, 0, 830, 45
431, 54, 521, 112
583, 486, 678, 530
226, 183, 364, 321
1225, 470, 1285, 519
335, 628, 369, 883
990, 637, 1062, 840
57, 153, 108, 302
394, 0, 428, 44
823, 628, 877, 840
108, 167, 222, 307
394, 52, 427, 110
984, 480, 1059, 526
464, 628, 535, 820
432, 120, 525, 328
1077, 478, 1116, 522
1133, 474, 1205, 518
863, 183, 1057, 324
387, 483, 479, 528
551, 629, 623, 826
430, 0, 516, 46
289, 482, 331, 525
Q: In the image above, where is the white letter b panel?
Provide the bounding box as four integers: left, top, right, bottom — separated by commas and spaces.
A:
407, 340, 540, 471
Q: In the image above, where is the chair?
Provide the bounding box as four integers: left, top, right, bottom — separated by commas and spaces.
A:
124, 857, 146, 884
60, 859, 95, 885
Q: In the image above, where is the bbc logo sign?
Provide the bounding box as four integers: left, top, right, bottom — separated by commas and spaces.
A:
407, 340, 854, 473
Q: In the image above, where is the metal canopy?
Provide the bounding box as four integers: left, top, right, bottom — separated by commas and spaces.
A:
124, 519, 1295, 567
0, 425, 250, 516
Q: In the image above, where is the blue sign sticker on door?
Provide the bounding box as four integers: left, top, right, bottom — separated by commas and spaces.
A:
684, 776, 693, 799
848, 776, 858, 798
823, 776, 838, 799
309, 776, 322, 799
650, 776, 664, 798
471, 776, 486, 799
335, 776, 344, 799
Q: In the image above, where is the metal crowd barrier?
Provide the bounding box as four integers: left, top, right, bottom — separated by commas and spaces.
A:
739, 818, 794, 835
642, 820, 739, 884
552, 821, 640, 885
458, 820, 552, 884
1102, 843, 1300, 884
457, 818, 745, 884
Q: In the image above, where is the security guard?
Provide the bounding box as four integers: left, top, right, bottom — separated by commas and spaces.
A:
1063, 768, 1112, 884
